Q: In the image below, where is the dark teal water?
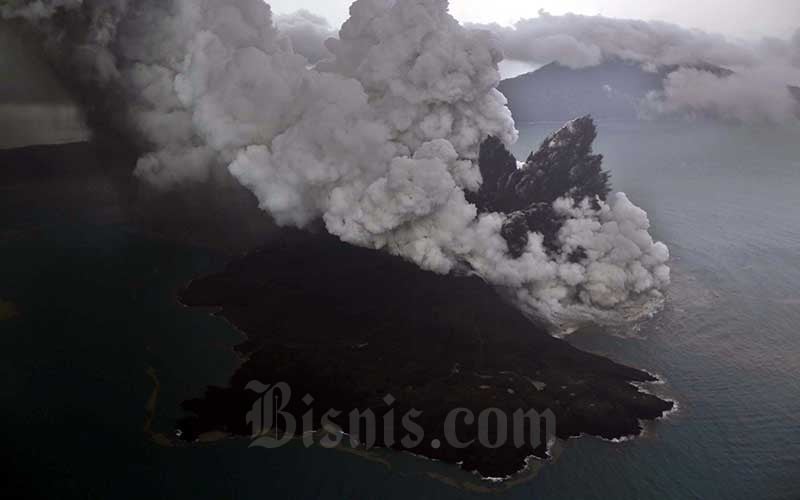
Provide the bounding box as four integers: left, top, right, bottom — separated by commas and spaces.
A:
2, 121, 799, 498
511, 121, 800, 500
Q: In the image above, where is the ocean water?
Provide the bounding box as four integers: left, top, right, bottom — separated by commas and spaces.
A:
1, 120, 799, 499
510, 121, 800, 500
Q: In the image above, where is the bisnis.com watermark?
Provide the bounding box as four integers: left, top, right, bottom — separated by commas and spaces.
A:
245, 381, 556, 451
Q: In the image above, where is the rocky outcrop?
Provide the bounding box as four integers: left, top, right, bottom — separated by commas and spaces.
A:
471, 116, 610, 257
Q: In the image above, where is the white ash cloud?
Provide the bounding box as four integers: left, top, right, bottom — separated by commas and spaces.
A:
643, 64, 800, 124
471, 9, 758, 70
5, 0, 670, 328
472, 11, 800, 124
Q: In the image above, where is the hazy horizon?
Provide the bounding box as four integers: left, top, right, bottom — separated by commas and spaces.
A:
268, 0, 800, 40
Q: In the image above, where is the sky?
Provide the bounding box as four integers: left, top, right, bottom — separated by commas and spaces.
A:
267, 0, 800, 40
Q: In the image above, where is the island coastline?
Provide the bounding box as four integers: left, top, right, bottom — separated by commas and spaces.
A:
175, 229, 674, 479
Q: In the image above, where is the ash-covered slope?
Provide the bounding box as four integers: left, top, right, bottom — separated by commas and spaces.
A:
178, 228, 672, 479
500, 60, 662, 122
470, 116, 609, 258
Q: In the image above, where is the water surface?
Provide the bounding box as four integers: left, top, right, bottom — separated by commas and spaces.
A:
2, 120, 799, 498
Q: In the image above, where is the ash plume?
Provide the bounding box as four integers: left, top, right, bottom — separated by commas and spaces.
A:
4, 0, 670, 329
472, 10, 757, 70
642, 64, 800, 124
472, 11, 800, 124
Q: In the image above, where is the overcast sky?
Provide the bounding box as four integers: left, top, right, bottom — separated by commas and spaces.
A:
267, 0, 800, 40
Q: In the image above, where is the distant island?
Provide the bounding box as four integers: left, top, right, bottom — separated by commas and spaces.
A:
499, 59, 732, 123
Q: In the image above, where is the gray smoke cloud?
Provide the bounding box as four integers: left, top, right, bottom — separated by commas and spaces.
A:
642, 64, 800, 124
472, 9, 758, 69
472, 10, 800, 124
4, 0, 670, 329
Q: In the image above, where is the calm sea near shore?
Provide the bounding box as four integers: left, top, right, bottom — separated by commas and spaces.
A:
1, 120, 799, 499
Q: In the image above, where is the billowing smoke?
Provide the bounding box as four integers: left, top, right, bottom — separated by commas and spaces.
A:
4, 0, 670, 329
643, 64, 800, 124
473, 11, 800, 124
472, 9, 757, 69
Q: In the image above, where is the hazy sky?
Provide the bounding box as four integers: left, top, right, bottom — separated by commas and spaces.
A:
267, 0, 800, 39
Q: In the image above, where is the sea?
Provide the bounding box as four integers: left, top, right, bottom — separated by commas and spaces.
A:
1, 120, 799, 499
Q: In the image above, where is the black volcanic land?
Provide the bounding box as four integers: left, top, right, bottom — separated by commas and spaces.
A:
177, 120, 673, 479
178, 229, 672, 478
1, 118, 672, 480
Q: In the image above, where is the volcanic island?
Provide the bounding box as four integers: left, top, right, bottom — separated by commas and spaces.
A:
176, 119, 674, 479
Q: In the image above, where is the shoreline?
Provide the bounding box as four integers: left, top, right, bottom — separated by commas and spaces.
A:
171, 229, 674, 479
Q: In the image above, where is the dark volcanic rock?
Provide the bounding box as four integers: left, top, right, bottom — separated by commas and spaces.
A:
470, 116, 610, 258
178, 229, 672, 479
474, 116, 609, 213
